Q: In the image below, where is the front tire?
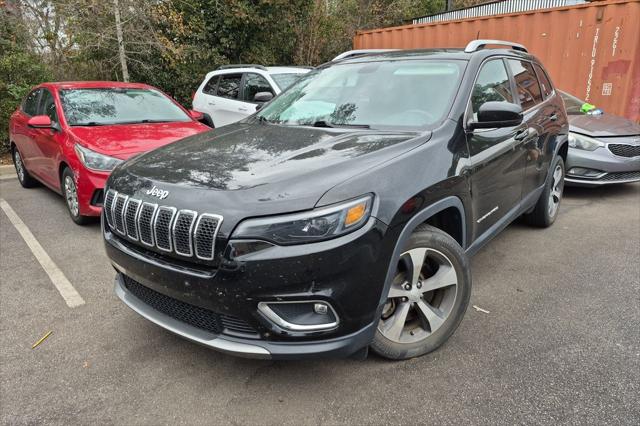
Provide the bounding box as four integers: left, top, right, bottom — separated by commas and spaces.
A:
12, 146, 38, 188
525, 156, 565, 227
62, 168, 90, 225
371, 225, 472, 360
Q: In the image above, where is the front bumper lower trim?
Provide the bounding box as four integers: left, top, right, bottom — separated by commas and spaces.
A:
114, 274, 272, 359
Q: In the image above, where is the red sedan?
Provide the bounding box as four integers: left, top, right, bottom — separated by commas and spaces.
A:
9, 81, 210, 224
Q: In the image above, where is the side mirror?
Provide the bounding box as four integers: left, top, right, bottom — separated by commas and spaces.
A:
469, 102, 523, 130
27, 115, 53, 129
254, 92, 273, 103
188, 110, 204, 121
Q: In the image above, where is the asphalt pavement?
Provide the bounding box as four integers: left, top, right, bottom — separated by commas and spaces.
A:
1, 173, 638, 425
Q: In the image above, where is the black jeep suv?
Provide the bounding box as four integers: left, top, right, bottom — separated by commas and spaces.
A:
103, 40, 568, 360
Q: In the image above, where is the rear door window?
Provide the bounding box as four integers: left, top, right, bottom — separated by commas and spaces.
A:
471, 59, 515, 117
507, 59, 543, 110
22, 89, 41, 116
202, 76, 219, 95
38, 89, 59, 123
216, 74, 242, 100
242, 73, 274, 102
533, 63, 554, 99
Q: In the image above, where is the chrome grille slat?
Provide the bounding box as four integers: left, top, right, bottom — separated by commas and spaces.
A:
104, 193, 222, 262
124, 198, 141, 241
104, 189, 116, 227
154, 206, 177, 252
113, 194, 128, 235
194, 214, 223, 260
138, 203, 158, 247
173, 210, 197, 257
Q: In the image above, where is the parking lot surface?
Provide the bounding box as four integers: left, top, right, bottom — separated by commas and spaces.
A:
1, 176, 639, 425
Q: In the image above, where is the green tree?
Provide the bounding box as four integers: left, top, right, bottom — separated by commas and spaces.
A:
1, 1, 52, 154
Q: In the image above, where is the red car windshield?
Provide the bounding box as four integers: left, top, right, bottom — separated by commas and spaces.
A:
59, 88, 190, 126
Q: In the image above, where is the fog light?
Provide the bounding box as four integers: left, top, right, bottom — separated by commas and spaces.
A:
258, 301, 339, 331
567, 167, 605, 178
314, 303, 328, 315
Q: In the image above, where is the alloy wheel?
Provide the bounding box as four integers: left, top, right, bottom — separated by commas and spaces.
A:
378, 248, 458, 344
14, 150, 25, 182
64, 175, 79, 217
548, 163, 564, 217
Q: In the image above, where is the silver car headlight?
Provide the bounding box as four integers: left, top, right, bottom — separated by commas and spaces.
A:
74, 144, 124, 171
568, 132, 604, 151
232, 195, 373, 245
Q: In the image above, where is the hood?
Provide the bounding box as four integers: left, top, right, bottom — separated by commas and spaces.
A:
109, 122, 427, 220
568, 113, 640, 138
69, 121, 209, 160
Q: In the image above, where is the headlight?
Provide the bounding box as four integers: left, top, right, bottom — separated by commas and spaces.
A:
74, 144, 124, 171
568, 133, 604, 151
232, 195, 373, 245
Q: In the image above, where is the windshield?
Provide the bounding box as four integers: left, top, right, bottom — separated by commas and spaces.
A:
60, 88, 190, 126
560, 91, 589, 115
271, 73, 306, 91
257, 60, 464, 130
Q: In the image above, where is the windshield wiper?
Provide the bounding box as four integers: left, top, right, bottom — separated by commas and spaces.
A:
118, 119, 173, 124
73, 122, 107, 127
312, 120, 370, 129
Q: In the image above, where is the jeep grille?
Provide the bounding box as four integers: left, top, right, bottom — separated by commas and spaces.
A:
104, 189, 223, 261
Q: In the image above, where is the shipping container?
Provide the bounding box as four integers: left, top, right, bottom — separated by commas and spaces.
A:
354, 0, 640, 122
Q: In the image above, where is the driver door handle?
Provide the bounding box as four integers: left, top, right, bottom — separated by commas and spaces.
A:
238, 106, 248, 112
514, 128, 530, 141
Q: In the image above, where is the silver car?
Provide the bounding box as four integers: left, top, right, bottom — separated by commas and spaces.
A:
561, 91, 640, 186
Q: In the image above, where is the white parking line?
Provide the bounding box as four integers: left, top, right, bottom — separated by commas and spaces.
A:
0, 175, 16, 181
0, 198, 85, 308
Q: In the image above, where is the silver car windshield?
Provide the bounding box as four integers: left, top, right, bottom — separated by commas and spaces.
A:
257, 60, 465, 130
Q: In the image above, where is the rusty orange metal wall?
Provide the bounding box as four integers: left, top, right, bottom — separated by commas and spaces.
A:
354, 0, 640, 122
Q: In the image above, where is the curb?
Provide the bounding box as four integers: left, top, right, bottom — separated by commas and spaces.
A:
0, 165, 16, 177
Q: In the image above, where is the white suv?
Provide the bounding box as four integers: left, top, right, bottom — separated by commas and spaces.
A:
193, 65, 310, 128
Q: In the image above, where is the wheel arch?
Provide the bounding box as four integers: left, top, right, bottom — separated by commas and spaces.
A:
377, 196, 466, 311
58, 161, 70, 188
557, 139, 568, 163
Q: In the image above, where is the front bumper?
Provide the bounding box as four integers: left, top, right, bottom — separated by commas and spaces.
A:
565, 146, 640, 186
105, 216, 392, 359
77, 167, 110, 216
114, 273, 377, 359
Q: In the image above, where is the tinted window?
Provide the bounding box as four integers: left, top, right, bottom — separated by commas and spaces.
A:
59, 88, 190, 126
471, 60, 514, 116
22, 89, 41, 116
203, 76, 219, 95
39, 89, 59, 123
257, 60, 464, 129
216, 74, 242, 99
533, 64, 553, 99
507, 59, 543, 110
243, 73, 273, 102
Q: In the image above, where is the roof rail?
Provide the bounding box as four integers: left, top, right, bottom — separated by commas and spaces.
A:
217, 64, 268, 71
464, 39, 528, 53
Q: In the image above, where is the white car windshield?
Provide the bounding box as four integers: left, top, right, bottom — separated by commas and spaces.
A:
257, 60, 464, 130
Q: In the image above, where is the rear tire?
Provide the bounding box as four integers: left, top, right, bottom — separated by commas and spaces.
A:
12, 146, 38, 188
62, 167, 91, 225
525, 156, 565, 228
371, 225, 471, 360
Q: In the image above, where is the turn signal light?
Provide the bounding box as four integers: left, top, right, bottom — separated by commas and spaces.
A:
345, 202, 367, 227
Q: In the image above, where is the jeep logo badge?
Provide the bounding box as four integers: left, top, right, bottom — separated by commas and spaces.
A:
146, 185, 169, 200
